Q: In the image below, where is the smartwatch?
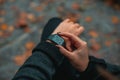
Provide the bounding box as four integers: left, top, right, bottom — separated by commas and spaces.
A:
47, 34, 65, 46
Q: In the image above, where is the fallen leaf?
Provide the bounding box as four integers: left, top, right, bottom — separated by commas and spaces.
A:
24, 27, 31, 33
111, 16, 119, 24
27, 13, 36, 23
13, 54, 26, 66
15, 12, 28, 28
57, 6, 64, 13
19, 12, 27, 19
105, 40, 112, 47
85, 16, 92, 23
25, 41, 35, 50
90, 39, 101, 51
13, 51, 32, 66
16, 18, 28, 28
72, 2, 80, 10
0, 23, 8, 31
8, 25, 14, 32
89, 30, 98, 38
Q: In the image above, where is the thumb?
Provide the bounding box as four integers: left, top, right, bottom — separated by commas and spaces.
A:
56, 45, 72, 59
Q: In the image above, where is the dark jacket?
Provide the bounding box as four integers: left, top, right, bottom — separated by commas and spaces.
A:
12, 42, 120, 80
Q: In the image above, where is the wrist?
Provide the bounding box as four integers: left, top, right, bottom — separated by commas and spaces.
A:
46, 40, 56, 45
47, 34, 65, 46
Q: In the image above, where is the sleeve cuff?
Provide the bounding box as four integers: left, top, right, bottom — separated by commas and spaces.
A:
79, 56, 107, 80
32, 41, 64, 67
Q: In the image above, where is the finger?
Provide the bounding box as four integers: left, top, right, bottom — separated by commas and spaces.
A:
64, 19, 70, 22
58, 32, 86, 48
73, 23, 80, 28
58, 32, 83, 44
62, 37, 72, 51
56, 45, 73, 59
69, 21, 74, 24
77, 26, 84, 35
78, 26, 84, 32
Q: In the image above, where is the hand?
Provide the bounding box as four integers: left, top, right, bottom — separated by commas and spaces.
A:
56, 32, 89, 72
52, 19, 84, 36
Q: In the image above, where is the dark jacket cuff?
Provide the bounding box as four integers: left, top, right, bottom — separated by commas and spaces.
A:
32, 41, 64, 67
80, 56, 107, 80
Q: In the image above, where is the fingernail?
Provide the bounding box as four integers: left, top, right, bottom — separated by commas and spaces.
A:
56, 45, 59, 47
57, 32, 62, 34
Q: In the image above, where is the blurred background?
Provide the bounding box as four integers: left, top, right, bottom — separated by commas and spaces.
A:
0, 0, 120, 80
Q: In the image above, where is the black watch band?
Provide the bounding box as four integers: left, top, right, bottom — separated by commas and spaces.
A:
48, 34, 65, 46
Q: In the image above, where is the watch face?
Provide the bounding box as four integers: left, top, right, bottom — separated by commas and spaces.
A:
53, 35, 64, 45
48, 34, 65, 45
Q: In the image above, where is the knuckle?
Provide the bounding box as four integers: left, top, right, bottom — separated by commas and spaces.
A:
80, 26, 84, 30
82, 41, 87, 46
74, 23, 80, 27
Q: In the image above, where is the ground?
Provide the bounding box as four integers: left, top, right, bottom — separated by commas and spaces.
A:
0, 0, 120, 80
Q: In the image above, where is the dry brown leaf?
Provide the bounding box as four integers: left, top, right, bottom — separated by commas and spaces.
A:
27, 13, 36, 22
111, 16, 119, 24
57, 6, 64, 13
19, 12, 27, 19
85, 16, 92, 23
0, 24, 8, 31
13, 54, 26, 66
72, 2, 80, 10
90, 39, 101, 51
24, 27, 31, 33
14, 50, 32, 66
89, 30, 98, 38
105, 40, 112, 47
16, 18, 28, 28
91, 43, 101, 51
25, 41, 35, 50
8, 25, 14, 32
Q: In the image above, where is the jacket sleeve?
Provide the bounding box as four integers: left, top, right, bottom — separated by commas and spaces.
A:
79, 56, 120, 80
79, 56, 107, 80
12, 42, 64, 80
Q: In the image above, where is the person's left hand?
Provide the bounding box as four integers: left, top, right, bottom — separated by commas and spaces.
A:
52, 19, 84, 36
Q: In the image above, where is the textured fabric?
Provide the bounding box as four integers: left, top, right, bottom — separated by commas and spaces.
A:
12, 18, 120, 80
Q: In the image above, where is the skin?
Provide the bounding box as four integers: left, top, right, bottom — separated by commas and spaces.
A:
52, 19, 84, 51
52, 19, 84, 36
49, 19, 89, 72
57, 32, 89, 72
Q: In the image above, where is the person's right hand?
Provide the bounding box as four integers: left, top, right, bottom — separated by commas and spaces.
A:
56, 32, 89, 72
